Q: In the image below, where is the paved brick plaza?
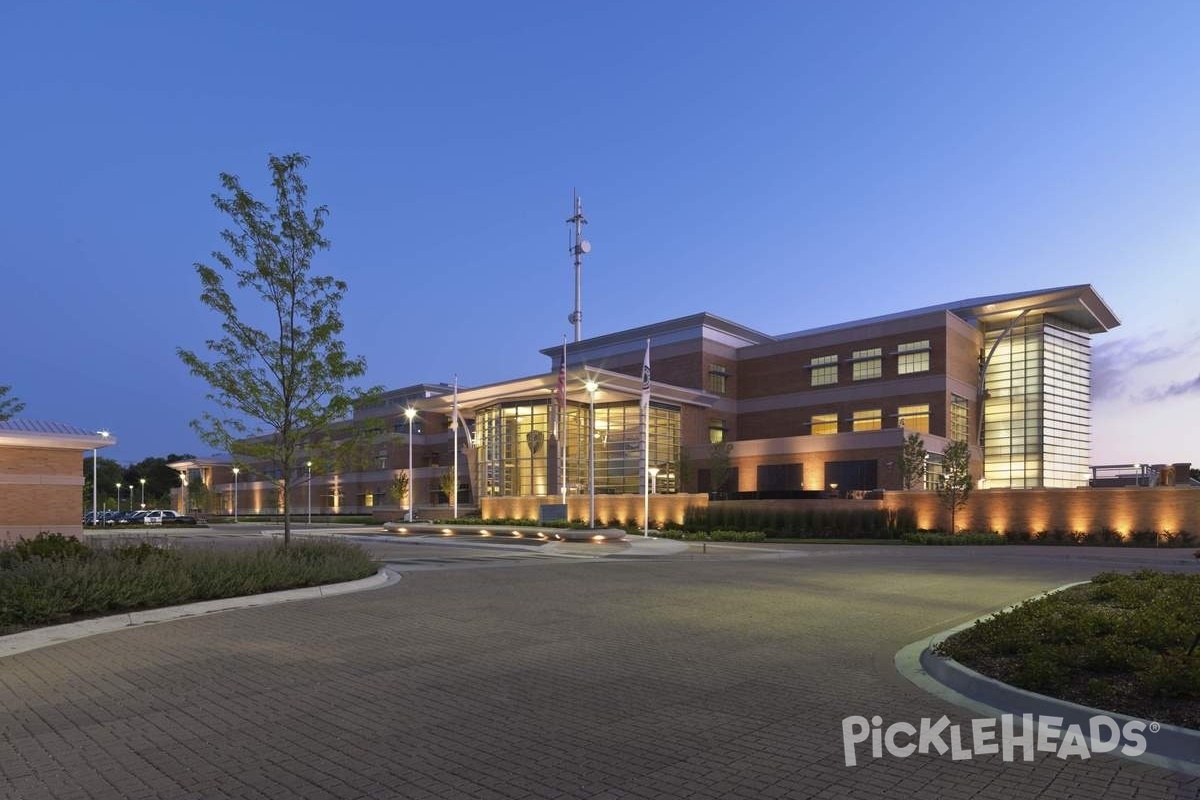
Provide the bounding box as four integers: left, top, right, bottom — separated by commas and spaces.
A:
1, 540, 1197, 799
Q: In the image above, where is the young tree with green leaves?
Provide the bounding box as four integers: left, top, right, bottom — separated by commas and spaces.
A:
0, 385, 25, 422
898, 433, 928, 490
389, 472, 410, 514
438, 468, 457, 507
178, 154, 379, 545
708, 441, 733, 498
937, 440, 973, 533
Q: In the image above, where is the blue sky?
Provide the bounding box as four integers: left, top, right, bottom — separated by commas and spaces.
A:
2, 1, 1198, 465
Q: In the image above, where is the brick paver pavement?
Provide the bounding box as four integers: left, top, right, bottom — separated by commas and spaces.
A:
1, 543, 1197, 799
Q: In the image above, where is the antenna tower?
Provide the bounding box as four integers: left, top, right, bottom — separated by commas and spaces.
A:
566, 190, 590, 342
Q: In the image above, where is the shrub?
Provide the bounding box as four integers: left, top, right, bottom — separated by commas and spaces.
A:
902, 532, 1005, 545
6, 532, 92, 564
0, 539, 376, 630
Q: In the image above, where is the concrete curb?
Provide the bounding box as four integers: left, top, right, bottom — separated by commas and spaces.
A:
0, 567, 396, 661
896, 582, 1200, 777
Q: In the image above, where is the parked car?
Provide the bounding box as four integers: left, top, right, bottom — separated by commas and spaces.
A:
120, 510, 149, 525
144, 510, 198, 526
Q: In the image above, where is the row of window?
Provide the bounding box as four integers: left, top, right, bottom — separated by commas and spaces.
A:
810, 404, 931, 434
809, 340, 931, 387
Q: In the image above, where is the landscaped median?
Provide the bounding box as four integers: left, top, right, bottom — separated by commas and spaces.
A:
901, 570, 1200, 774
0, 532, 379, 635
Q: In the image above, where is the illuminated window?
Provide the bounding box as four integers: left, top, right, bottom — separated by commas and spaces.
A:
951, 395, 969, 443
709, 421, 727, 443
852, 409, 882, 431
898, 404, 930, 433
810, 354, 838, 386
898, 341, 931, 374
811, 413, 838, 435
708, 365, 728, 395
852, 348, 882, 381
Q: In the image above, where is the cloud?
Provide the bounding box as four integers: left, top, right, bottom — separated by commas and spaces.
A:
1091, 333, 1184, 401
1140, 373, 1200, 402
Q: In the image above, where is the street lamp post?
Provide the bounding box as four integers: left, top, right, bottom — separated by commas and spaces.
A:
232, 467, 240, 523
92, 430, 109, 526
585, 379, 598, 529
405, 407, 417, 522
115, 482, 122, 514
306, 461, 313, 526
139, 477, 146, 510
648, 465, 661, 495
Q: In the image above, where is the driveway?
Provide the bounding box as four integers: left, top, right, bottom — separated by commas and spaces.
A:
1, 542, 1196, 799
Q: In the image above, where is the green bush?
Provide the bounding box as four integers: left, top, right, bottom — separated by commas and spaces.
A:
0, 539, 376, 630
902, 532, 1006, 545
935, 571, 1200, 728
3, 532, 92, 565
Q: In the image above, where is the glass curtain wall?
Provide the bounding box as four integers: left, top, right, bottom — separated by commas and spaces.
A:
982, 314, 1090, 488
476, 399, 680, 496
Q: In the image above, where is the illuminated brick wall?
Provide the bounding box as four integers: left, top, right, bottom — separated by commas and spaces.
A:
481, 493, 708, 527
882, 487, 1200, 535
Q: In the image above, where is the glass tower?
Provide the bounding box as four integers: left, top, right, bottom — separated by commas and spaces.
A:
982, 314, 1091, 488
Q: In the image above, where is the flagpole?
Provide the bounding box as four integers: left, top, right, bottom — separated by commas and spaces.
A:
560, 336, 568, 506
452, 375, 458, 521
642, 339, 650, 537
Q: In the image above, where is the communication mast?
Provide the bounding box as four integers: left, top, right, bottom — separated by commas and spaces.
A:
566, 190, 590, 342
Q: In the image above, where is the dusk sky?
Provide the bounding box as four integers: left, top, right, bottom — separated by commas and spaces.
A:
3, 2, 1198, 466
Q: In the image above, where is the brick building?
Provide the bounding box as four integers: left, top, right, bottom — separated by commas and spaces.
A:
0, 420, 116, 543
210, 284, 1119, 519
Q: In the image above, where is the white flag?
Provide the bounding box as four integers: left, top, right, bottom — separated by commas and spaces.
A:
640, 339, 650, 411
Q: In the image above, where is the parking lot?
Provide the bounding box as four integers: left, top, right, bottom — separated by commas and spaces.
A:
1, 537, 1196, 799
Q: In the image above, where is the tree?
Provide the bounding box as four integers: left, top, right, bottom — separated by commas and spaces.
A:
898, 433, 927, 490
389, 472, 409, 513
675, 448, 694, 493
937, 440, 972, 533
178, 154, 378, 545
83, 455, 125, 508
0, 385, 25, 422
438, 468, 457, 507
708, 441, 733, 498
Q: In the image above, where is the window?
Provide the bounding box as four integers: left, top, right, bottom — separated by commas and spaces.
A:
708, 365, 728, 395
898, 404, 930, 433
811, 413, 838, 435
757, 464, 802, 493
374, 452, 388, 470
951, 394, 969, 443
852, 348, 882, 381
898, 340, 931, 374
709, 421, 727, 444
810, 354, 838, 386
852, 409, 882, 432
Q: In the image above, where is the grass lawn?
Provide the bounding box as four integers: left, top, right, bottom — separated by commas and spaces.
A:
0, 533, 377, 635
935, 570, 1200, 730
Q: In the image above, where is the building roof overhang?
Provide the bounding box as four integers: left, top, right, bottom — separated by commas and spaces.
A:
419, 367, 720, 415
777, 284, 1120, 339
538, 312, 775, 361
0, 420, 117, 451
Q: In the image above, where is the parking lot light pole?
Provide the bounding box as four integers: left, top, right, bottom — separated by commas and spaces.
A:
139, 478, 146, 510
405, 407, 417, 522
92, 430, 109, 525
306, 461, 312, 526
232, 467, 240, 523
115, 482, 122, 514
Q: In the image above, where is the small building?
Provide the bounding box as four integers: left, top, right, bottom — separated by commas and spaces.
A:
0, 420, 116, 543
